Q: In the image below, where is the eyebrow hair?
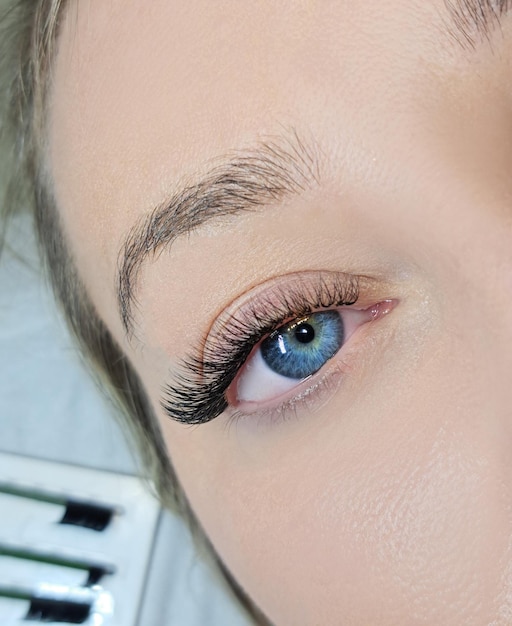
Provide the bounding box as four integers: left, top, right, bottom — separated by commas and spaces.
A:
446, 0, 512, 49
116, 2, 510, 337
117, 131, 321, 336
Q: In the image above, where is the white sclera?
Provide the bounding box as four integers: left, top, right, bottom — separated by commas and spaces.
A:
235, 350, 301, 403
233, 305, 383, 406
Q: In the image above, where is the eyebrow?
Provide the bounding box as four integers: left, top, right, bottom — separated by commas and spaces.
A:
117, 131, 321, 336
116, 2, 510, 337
446, 0, 512, 49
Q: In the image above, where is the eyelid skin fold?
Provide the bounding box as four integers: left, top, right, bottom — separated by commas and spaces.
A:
161, 271, 396, 426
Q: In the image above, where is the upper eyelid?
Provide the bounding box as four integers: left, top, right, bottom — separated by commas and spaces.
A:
204, 271, 361, 345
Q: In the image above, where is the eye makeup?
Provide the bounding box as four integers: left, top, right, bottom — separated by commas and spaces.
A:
161, 271, 397, 426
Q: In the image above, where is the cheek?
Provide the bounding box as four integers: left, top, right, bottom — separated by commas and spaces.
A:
159, 336, 512, 626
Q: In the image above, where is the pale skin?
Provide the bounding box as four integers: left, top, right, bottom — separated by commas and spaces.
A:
49, 1, 512, 624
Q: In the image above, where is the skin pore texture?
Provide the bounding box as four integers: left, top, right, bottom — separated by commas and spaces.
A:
48, 1, 512, 624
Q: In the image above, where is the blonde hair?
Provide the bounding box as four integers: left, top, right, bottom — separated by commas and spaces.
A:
0, 1, 269, 622
1, 0, 181, 512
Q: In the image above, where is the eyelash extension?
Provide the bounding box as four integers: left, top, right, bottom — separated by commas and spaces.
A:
161, 272, 360, 425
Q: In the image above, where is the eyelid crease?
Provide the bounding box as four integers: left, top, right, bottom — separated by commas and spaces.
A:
204, 270, 360, 353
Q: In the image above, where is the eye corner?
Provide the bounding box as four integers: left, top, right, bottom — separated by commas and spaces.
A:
369, 298, 399, 320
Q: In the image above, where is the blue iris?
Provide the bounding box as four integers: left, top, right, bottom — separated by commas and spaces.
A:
260, 310, 344, 380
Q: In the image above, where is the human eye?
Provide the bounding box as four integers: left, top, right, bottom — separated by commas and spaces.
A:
230, 307, 377, 407
161, 271, 397, 426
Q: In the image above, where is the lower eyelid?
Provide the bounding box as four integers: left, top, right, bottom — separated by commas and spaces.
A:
225, 355, 348, 430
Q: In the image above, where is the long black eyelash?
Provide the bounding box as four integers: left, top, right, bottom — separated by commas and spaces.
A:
161, 273, 360, 425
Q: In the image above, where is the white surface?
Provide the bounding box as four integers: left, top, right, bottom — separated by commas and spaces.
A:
0, 451, 160, 626
0, 217, 136, 473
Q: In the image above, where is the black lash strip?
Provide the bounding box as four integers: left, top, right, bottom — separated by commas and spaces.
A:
161, 273, 360, 425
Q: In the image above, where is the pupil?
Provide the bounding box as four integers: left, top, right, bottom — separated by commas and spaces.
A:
294, 323, 315, 344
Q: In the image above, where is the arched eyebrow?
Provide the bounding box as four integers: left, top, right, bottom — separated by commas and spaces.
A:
117, 131, 321, 337
116, 2, 510, 338
446, 0, 512, 49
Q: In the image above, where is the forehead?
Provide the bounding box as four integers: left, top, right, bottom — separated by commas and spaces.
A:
47, 0, 494, 335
